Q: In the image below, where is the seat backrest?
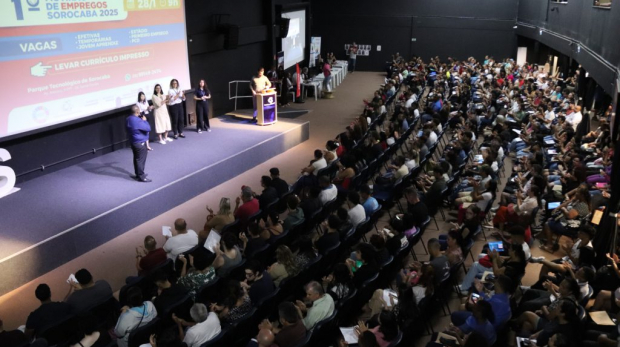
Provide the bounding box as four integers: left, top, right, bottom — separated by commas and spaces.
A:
387, 330, 403, 347
37, 314, 78, 345
200, 326, 229, 347
378, 255, 394, 270
227, 258, 248, 281
196, 277, 221, 305
220, 219, 240, 235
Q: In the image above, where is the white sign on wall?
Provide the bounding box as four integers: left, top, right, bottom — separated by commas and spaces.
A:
0, 148, 20, 199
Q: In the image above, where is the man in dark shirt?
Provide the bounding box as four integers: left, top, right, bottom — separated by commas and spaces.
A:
153, 270, 188, 314
244, 260, 275, 304
241, 223, 267, 257
427, 238, 451, 284
126, 105, 152, 182
136, 235, 167, 276
269, 168, 289, 197
25, 284, 72, 340
315, 215, 341, 255
0, 318, 28, 347
336, 208, 354, 240
299, 186, 322, 219
65, 268, 113, 313
258, 302, 306, 347
365, 131, 384, 162
404, 187, 429, 227
420, 167, 446, 215
255, 176, 279, 211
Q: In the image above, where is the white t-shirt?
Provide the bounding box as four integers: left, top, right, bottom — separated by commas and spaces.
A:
567, 112, 582, 131
412, 286, 426, 306
183, 312, 221, 347
319, 185, 338, 205
475, 192, 493, 210
163, 230, 198, 259
311, 158, 327, 175
348, 204, 366, 227
545, 110, 556, 121
136, 101, 150, 115
521, 242, 531, 260
405, 159, 417, 170
394, 165, 409, 180
168, 88, 184, 105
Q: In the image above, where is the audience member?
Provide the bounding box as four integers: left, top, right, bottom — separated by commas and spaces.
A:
163, 218, 198, 260
136, 235, 167, 276
295, 281, 335, 330
114, 287, 157, 347
25, 284, 72, 340
269, 168, 289, 197
172, 303, 221, 347
244, 260, 275, 304
64, 268, 113, 313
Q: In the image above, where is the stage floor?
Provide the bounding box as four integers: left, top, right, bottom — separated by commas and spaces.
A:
0, 117, 309, 295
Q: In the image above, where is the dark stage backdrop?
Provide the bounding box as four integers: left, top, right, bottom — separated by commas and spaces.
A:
311, 0, 519, 71
0, 0, 300, 183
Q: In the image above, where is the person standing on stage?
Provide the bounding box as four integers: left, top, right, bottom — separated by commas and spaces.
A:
322, 60, 332, 95
136, 92, 154, 151
126, 105, 152, 183
250, 67, 272, 122
152, 84, 173, 145
194, 79, 212, 133
168, 79, 186, 138
348, 42, 358, 73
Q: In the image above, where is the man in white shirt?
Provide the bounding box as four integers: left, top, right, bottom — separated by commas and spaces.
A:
318, 175, 337, 205
173, 303, 221, 347
163, 218, 198, 259
301, 149, 327, 176
250, 67, 272, 122
405, 92, 418, 108
566, 105, 583, 132
347, 191, 366, 227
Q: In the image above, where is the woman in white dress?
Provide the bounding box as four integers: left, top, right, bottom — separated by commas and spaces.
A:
136, 92, 154, 150
152, 84, 173, 145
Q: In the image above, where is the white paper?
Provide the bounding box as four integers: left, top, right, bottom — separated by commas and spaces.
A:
517, 337, 536, 347
436, 332, 458, 344
590, 311, 616, 326
204, 230, 221, 253
545, 140, 555, 145
383, 289, 398, 308
67, 273, 77, 284
340, 327, 359, 344
162, 226, 173, 237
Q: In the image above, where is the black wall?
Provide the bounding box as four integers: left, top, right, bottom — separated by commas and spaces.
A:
311, 0, 519, 70
516, 0, 620, 95
1, 0, 301, 183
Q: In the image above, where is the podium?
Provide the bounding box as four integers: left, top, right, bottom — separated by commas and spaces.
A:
255, 90, 278, 125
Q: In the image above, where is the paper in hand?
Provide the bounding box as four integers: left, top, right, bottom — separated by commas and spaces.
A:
339, 327, 359, 344
590, 311, 616, 326
67, 273, 77, 284
162, 226, 173, 237
204, 230, 221, 253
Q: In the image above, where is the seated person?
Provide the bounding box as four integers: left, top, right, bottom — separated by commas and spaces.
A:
347, 191, 367, 227
356, 310, 400, 347
269, 245, 300, 287
444, 300, 496, 346
295, 281, 335, 330
64, 268, 113, 313
282, 195, 305, 231
315, 215, 341, 255
234, 187, 260, 227
360, 185, 380, 216
177, 252, 217, 300
0, 317, 28, 347
321, 263, 353, 302
135, 235, 167, 276
202, 197, 235, 239
25, 284, 72, 340
255, 176, 278, 211
258, 302, 307, 347
114, 287, 157, 347
240, 223, 267, 258
452, 275, 513, 329
163, 218, 199, 260
153, 269, 188, 314
345, 243, 379, 287
213, 232, 242, 278
244, 260, 275, 304
269, 168, 289, 198
299, 186, 322, 219
318, 175, 338, 205
172, 303, 221, 347
292, 236, 318, 270
210, 280, 252, 324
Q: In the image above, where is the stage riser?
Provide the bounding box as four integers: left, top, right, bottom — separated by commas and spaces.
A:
0, 120, 309, 295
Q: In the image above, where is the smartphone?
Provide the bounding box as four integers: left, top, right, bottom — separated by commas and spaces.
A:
488, 241, 504, 252
471, 293, 481, 303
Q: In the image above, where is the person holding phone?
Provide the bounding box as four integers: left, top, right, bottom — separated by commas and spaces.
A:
152, 84, 172, 144
194, 79, 211, 133
168, 79, 186, 139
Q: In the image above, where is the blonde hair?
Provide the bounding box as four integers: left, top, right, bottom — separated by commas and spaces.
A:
218, 197, 231, 216
276, 245, 299, 276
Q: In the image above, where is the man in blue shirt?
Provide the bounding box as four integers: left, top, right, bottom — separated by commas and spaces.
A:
360, 185, 379, 216
451, 274, 513, 330
126, 105, 152, 182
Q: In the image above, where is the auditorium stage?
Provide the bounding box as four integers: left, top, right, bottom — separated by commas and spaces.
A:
0, 117, 309, 295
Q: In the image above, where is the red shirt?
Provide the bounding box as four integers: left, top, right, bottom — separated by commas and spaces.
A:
323, 63, 331, 77
235, 198, 260, 221
139, 248, 167, 275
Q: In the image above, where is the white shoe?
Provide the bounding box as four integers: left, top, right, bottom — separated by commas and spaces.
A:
198, 129, 202, 133
207, 128, 212, 132
166, 138, 173, 142
159, 140, 166, 145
